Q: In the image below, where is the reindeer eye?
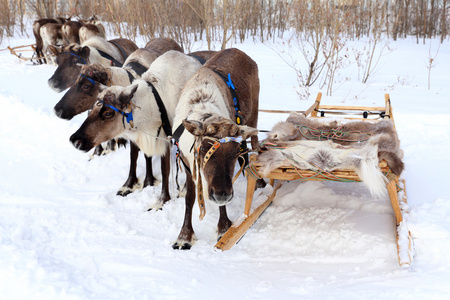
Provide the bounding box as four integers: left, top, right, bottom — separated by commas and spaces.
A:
82, 84, 90, 91
103, 110, 114, 119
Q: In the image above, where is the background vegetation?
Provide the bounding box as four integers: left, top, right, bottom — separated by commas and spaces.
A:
1, 0, 447, 96
1, 0, 448, 47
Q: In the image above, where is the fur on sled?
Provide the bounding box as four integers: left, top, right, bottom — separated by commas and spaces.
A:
257, 114, 404, 197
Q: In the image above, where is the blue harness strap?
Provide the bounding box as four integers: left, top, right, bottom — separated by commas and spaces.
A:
212, 70, 243, 125
62, 52, 87, 64
101, 101, 134, 127
80, 74, 95, 85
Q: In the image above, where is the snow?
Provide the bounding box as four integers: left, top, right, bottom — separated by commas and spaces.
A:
1, 30, 450, 299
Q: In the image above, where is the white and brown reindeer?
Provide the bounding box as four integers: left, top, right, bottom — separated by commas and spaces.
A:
54, 38, 183, 196
32, 17, 68, 64
171, 48, 261, 249
48, 36, 139, 93
54, 39, 213, 196
69, 50, 204, 207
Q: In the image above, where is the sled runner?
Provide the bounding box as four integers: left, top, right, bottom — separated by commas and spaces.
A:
0, 44, 51, 63
215, 93, 414, 267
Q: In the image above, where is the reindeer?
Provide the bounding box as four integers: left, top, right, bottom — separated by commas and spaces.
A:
53, 38, 191, 196
63, 18, 107, 46
69, 51, 204, 207
171, 48, 261, 250
32, 17, 68, 64
55, 43, 186, 197
61, 20, 84, 45
39, 23, 65, 64
79, 23, 106, 44
48, 36, 138, 93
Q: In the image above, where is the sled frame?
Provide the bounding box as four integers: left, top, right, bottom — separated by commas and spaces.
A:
215, 93, 414, 267
0, 44, 53, 63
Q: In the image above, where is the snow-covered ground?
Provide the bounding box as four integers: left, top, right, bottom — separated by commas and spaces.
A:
1, 30, 450, 299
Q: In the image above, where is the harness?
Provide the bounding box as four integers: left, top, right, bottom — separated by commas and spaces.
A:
80, 74, 95, 85
212, 70, 249, 166
125, 69, 135, 83
188, 54, 207, 65
125, 61, 149, 77
97, 49, 123, 67
62, 52, 87, 64
101, 101, 134, 128
192, 135, 247, 220
145, 81, 172, 138
109, 40, 129, 63
212, 70, 244, 125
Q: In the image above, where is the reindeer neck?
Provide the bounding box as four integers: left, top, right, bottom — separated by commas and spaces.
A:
89, 48, 114, 67
110, 67, 133, 86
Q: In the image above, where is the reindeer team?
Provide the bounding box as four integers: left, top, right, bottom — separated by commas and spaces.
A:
37, 16, 262, 249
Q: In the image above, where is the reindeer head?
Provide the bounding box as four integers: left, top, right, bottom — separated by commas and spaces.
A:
70, 84, 138, 152
54, 63, 112, 119
48, 43, 90, 92
183, 114, 258, 206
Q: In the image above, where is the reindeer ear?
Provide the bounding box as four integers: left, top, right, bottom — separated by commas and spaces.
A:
238, 125, 259, 140
118, 84, 138, 106
80, 46, 90, 60
92, 70, 108, 84
183, 119, 205, 136
229, 124, 239, 137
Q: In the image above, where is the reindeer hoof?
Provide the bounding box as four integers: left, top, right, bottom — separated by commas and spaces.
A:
117, 189, 132, 197
172, 242, 192, 250
147, 207, 163, 212
116, 182, 142, 197
146, 198, 168, 211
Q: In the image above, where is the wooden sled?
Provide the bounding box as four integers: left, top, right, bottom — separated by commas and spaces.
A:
0, 44, 53, 63
215, 93, 414, 267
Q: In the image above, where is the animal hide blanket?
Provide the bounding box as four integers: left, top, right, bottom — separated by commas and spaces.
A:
257, 114, 404, 197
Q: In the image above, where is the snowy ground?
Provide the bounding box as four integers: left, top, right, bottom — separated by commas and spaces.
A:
1, 30, 450, 299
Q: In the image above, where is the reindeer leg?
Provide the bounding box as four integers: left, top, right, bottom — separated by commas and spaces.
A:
117, 142, 141, 196
92, 144, 104, 157
147, 145, 171, 210
143, 154, 157, 188
173, 171, 196, 250
217, 205, 232, 241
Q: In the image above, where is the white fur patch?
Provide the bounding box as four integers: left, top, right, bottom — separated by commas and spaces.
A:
257, 140, 387, 197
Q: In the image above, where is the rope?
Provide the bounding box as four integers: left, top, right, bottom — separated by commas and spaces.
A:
297, 125, 372, 143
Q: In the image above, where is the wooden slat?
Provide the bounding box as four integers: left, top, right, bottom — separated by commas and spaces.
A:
318, 105, 386, 111
259, 109, 306, 114
310, 92, 322, 117
215, 182, 283, 251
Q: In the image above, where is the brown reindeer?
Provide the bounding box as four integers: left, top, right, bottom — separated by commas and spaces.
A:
69, 51, 204, 208
55, 43, 214, 197
48, 36, 138, 93
40, 23, 65, 64
171, 48, 261, 249
54, 38, 186, 196
61, 20, 84, 45
79, 23, 106, 44
32, 17, 68, 64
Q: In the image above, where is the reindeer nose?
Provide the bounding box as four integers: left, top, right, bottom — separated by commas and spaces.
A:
209, 188, 233, 206
48, 78, 65, 93
54, 106, 64, 118
54, 103, 74, 120
70, 133, 91, 152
